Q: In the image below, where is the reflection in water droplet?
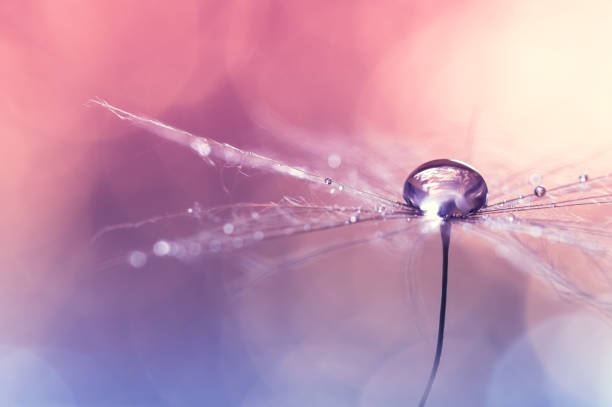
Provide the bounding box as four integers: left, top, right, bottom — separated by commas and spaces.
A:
579, 174, 589, 183
534, 185, 546, 197
324, 177, 333, 185
233, 238, 244, 249
403, 159, 488, 218
507, 214, 516, 223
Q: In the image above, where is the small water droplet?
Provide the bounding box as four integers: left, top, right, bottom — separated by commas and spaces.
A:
579, 174, 588, 183
153, 240, 171, 256
324, 177, 333, 185
507, 214, 516, 223
338, 185, 344, 191
190, 139, 211, 157
223, 223, 234, 234
349, 214, 359, 223
128, 251, 147, 268
534, 185, 546, 197
327, 153, 342, 169
330, 188, 336, 194
187, 208, 193, 214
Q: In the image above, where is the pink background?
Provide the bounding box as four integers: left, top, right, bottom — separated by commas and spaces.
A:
2, 1, 612, 406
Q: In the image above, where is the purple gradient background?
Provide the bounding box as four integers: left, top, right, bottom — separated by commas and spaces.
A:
2, 1, 612, 406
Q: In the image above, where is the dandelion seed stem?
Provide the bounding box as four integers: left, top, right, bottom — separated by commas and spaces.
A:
419, 221, 451, 407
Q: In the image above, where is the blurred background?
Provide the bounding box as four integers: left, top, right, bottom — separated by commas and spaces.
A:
2, 1, 612, 406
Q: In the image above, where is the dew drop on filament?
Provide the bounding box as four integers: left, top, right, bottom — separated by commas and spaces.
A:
403, 159, 488, 219
534, 185, 547, 197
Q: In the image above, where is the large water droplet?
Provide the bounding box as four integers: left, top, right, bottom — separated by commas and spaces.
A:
403, 159, 488, 218
534, 185, 547, 197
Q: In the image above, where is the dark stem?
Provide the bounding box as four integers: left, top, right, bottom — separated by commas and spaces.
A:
418, 221, 451, 407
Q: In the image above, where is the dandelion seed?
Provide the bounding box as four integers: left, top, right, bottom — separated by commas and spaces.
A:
91, 101, 612, 406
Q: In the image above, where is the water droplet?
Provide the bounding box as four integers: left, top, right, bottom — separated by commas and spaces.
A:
187, 208, 193, 214
579, 174, 589, 183
324, 177, 333, 185
507, 214, 516, 223
534, 185, 546, 197
329, 188, 336, 194
327, 153, 342, 169
223, 223, 234, 234
128, 251, 147, 268
349, 214, 359, 223
153, 240, 171, 256
190, 139, 211, 157
403, 159, 488, 218
338, 185, 344, 191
